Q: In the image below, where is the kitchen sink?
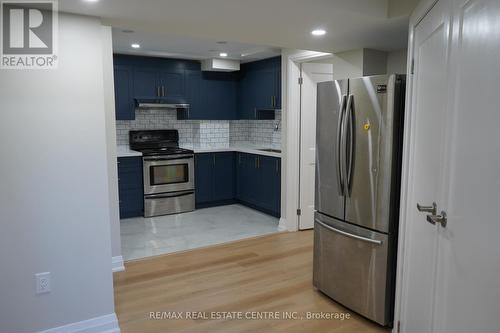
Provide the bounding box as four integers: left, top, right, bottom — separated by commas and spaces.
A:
258, 148, 281, 153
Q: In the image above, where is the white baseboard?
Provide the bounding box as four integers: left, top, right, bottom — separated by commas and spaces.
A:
112, 256, 125, 273
278, 217, 288, 231
38, 313, 120, 333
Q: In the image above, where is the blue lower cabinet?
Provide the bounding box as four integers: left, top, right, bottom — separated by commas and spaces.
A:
117, 156, 144, 218
236, 153, 259, 205
213, 152, 236, 201
195, 152, 235, 207
195, 153, 214, 205
236, 153, 281, 217
195, 152, 280, 216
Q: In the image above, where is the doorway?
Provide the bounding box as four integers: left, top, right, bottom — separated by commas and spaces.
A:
298, 62, 334, 229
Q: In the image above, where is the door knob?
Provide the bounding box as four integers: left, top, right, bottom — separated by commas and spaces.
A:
426, 211, 447, 227
417, 202, 437, 215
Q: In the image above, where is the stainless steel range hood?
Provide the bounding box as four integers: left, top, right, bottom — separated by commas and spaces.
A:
135, 98, 189, 110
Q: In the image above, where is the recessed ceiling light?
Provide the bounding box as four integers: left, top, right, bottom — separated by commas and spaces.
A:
131, 43, 140, 49
219, 52, 228, 57
84, 0, 99, 3
311, 29, 326, 36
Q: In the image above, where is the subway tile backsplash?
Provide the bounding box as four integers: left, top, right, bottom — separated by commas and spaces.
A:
116, 109, 281, 149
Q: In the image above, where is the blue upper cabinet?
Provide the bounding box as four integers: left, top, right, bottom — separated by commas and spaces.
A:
113, 54, 280, 120
114, 65, 135, 120
184, 70, 202, 119
133, 67, 159, 98
159, 70, 184, 98
200, 72, 237, 120
181, 71, 237, 120
238, 56, 281, 119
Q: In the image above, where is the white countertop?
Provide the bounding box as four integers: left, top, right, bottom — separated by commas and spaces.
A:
182, 145, 282, 158
117, 145, 281, 158
116, 146, 142, 158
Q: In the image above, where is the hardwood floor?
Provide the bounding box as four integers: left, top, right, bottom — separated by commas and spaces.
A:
114, 231, 389, 333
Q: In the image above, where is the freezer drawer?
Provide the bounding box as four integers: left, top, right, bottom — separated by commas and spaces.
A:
313, 212, 390, 326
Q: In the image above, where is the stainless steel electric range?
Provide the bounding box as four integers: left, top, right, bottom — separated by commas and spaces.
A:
129, 130, 195, 217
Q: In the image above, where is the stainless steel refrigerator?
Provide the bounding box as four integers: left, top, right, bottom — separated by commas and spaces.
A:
313, 74, 406, 327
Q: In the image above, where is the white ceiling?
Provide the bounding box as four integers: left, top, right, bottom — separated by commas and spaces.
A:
60, 0, 418, 57
112, 28, 281, 62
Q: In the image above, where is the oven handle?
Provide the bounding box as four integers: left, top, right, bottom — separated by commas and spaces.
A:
143, 155, 194, 161
145, 191, 194, 199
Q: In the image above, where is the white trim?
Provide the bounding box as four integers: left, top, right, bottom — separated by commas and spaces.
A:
278, 217, 288, 231
282, 50, 332, 232
111, 256, 125, 273
38, 313, 120, 333
392, 1, 440, 332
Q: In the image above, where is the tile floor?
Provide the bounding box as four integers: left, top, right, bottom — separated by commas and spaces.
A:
120, 204, 280, 261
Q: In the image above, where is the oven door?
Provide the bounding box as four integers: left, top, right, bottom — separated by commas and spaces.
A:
143, 155, 195, 195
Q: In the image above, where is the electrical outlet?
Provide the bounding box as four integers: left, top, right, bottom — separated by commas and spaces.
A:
35, 272, 51, 294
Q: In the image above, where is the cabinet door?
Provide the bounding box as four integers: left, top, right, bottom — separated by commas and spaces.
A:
117, 157, 144, 218
159, 70, 184, 98
213, 152, 235, 201
274, 61, 282, 109
257, 156, 278, 212
201, 72, 237, 120
114, 65, 135, 120
274, 158, 281, 215
195, 153, 213, 205
238, 70, 258, 119
236, 153, 255, 203
133, 68, 159, 98
254, 68, 276, 110
185, 70, 202, 119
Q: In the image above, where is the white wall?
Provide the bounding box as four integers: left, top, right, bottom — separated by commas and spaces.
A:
0, 14, 116, 333
387, 49, 408, 74
317, 48, 389, 79
101, 26, 122, 261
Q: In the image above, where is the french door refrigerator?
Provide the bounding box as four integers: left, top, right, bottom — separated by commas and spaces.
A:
313, 74, 406, 327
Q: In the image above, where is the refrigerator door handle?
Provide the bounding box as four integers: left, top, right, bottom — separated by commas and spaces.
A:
345, 94, 354, 195
336, 94, 347, 196
315, 219, 383, 245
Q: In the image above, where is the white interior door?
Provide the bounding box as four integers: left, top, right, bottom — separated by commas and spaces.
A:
401, 0, 500, 332
400, 0, 452, 331
433, 0, 500, 332
299, 63, 333, 230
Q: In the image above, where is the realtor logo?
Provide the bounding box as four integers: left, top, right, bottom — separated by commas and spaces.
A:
1, 0, 58, 69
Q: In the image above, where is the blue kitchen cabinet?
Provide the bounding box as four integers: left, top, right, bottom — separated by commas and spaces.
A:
183, 70, 202, 119
195, 153, 213, 205
195, 152, 235, 207
257, 155, 281, 215
254, 68, 276, 110
114, 65, 135, 120
117, 156, 144, 218
238, 57, 281, 119
274, 62, 282, 109
159, 70, 184, 98
213, 152, 236, 201
113, 54, 280, 120
133, 67, 160, 98
236, 153, 281, 216
236, 153, 259, 205
201, 72, 238, 120
182, 72, 237, 120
